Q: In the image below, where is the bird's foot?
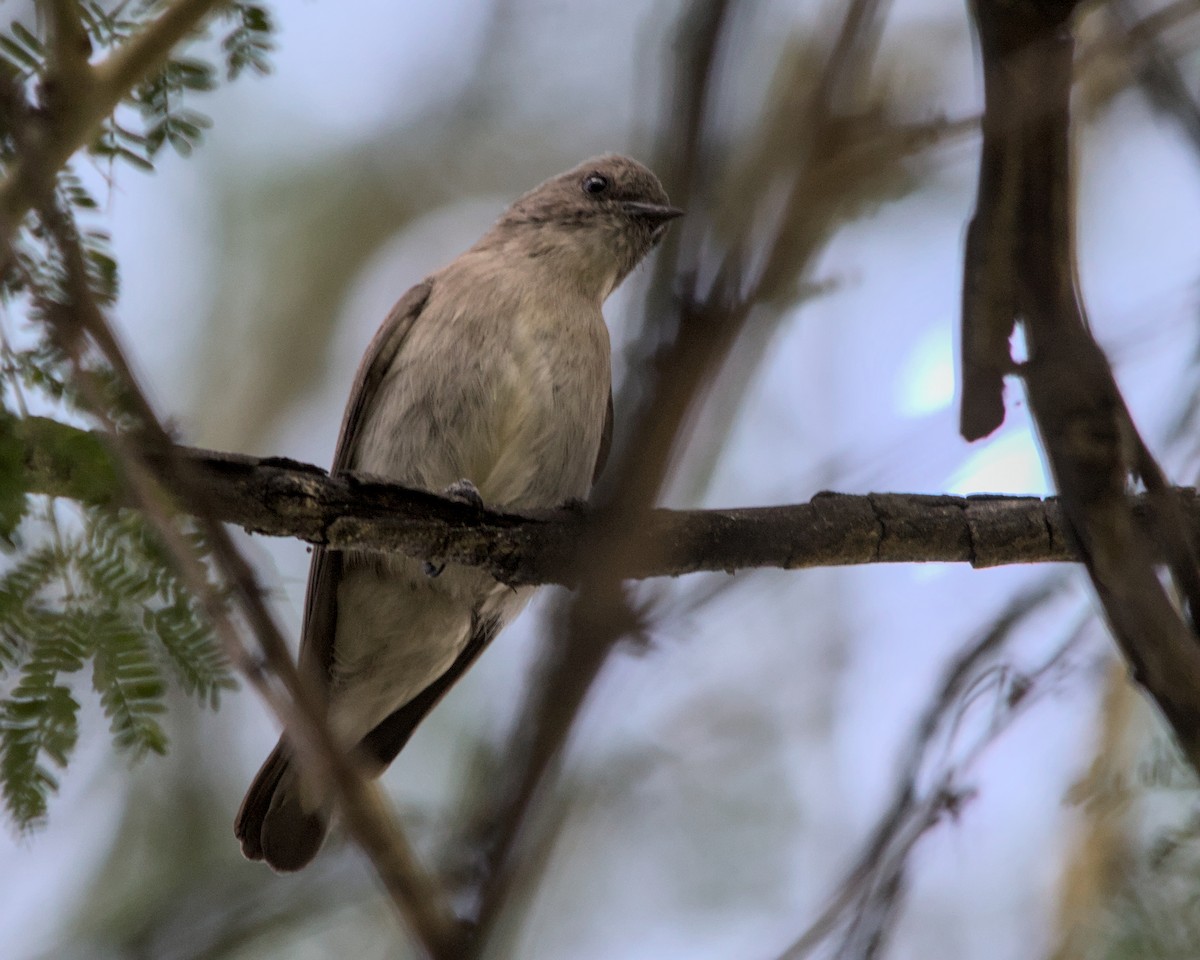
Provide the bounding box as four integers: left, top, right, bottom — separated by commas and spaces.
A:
425, 480, 484, 578
424, 560, 445, 578
444, 478, 484, 508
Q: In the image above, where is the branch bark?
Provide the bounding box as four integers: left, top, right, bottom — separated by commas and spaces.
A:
24, 415, 1163, 580
964, 0, 1200, 774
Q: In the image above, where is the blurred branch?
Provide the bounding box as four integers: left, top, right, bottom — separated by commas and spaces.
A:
43, 0, 90, 86
458, 0, 751, 946
462, 0, 897, 950
1051, 657, 1137, 960
963, 0, 1200, 774
778, 578, 1085, 960
1110, 0, 1200, 151
24, 202, 461, 959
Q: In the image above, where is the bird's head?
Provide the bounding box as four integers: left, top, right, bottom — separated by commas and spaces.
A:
491, 154, 683, 300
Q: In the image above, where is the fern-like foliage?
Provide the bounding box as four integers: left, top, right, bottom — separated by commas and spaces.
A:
1, 1, 276, 298
0, 596, 86, 826
223, 4, 274, 79
0, 0, 273, 830
0, 504, 235, 829
80, 1, 276, 167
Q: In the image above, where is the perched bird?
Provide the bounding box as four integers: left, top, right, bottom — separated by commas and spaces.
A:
235, 154, 681, 871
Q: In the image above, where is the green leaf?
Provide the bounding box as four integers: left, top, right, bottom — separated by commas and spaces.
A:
0, 682, 79, 827
91, 612, 168, 757
0, 544, 64, 666
0, 500, 230, 825
0, 626, 87, 828
0, 36, 42, 74
10, 23, 44, 58
0, 21, 45, 77
223, 3, 275, 79
153, 600, 234, 706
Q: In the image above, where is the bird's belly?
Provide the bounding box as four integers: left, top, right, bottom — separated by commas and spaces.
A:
326, 555, 532, 746
480, 374, 602, 509
481, 317, 611, 509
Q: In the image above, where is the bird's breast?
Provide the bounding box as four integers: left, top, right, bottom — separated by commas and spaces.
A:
481, 297, 611, 508
354, 278, 611, 513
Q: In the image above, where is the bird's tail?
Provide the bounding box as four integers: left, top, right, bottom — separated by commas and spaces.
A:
234, 738, 330, 872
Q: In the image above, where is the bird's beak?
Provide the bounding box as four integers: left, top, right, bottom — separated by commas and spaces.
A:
622, 201, 685, 223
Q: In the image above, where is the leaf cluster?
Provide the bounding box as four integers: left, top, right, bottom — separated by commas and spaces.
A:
0, 328, 235, 831
0, 501, 235, 829
0, 2, 273, 830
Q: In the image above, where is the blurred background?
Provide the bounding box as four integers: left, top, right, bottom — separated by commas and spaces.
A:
6, 0, 1200, 957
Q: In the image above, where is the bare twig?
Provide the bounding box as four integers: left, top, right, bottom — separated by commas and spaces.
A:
777, 578, 1086, 959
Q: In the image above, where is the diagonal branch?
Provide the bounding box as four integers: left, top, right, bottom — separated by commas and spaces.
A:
0, 0, 227, 253
27, 201, 461, 960
461, 1, 916, 947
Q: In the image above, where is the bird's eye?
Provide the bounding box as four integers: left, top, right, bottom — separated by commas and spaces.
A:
582, 174, 610, 195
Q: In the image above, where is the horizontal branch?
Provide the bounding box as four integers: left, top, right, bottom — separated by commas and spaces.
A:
18, 415, 1192, 586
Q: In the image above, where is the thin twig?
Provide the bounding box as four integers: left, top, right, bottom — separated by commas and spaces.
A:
464, 0, 894, 949
777, 579, 1086, 959
460, 1, 747, 946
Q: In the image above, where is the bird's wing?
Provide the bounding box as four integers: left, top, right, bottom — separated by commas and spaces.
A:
592, 388, 613, 484
354, 351, 612, 766
357, 611, 502, 770
299, 279, 434, 683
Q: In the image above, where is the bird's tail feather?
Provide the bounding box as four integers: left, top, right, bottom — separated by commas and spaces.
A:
234, 739, 329, 872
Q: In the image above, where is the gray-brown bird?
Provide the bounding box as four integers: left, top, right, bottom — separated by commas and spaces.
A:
235, 154, 681, 871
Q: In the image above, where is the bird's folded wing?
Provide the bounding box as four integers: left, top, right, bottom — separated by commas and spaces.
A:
298, 279, 435, 683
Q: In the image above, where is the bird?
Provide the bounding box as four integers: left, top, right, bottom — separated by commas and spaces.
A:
235, 154, 681, 871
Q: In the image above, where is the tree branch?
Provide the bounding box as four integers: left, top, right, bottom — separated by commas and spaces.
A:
43, 0, 91, 85
964, 0, 1200, 775
26, 201, 461, 959
0, 0, 226, 252
20, 415, 1200, 583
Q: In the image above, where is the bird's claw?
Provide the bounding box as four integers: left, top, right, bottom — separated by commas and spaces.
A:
424, 560, 446, 578
426, 480, 482, 578
444, 478, 484, 508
